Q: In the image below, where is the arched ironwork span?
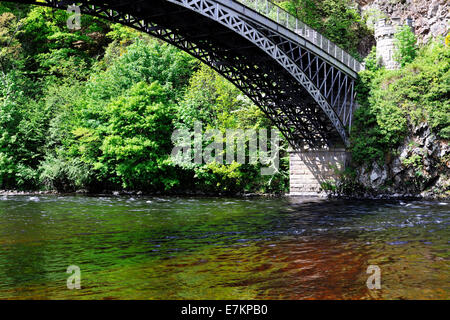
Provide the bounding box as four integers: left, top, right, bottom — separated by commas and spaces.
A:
4, 0, 361, 148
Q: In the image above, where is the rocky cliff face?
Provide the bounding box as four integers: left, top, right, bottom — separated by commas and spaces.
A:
357, 0, 449, 44
346, 1, 449, 199
354, 123, 449, 199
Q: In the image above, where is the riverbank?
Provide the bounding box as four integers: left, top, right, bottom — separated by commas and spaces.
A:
325, 192, 449, 201
2, 188, 449, 201
0, 189, 284, 198
320, 183, 450, 201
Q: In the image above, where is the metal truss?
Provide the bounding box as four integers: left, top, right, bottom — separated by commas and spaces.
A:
6, 0, 359, 148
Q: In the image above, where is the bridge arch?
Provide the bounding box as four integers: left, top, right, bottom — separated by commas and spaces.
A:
4, 0, 361, 148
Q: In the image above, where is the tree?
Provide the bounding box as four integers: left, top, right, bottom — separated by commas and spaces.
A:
97, 82, 178, 190
0, 12, 23, 72
0, 71, 48, 188
394, 25, 417, 67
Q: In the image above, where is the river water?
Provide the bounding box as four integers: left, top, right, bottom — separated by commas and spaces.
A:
0, 195, 448, 299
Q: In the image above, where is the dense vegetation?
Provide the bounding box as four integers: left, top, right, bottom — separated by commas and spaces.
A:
0, 3, 290, 194
278, 0, 374, 59
352, 26, 449, 165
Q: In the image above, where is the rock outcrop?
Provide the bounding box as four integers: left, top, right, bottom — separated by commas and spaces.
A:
354, 123, 449, 199
357, 0, 449, 44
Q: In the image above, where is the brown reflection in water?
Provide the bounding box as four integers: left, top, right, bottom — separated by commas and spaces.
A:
238, 237, 375, 300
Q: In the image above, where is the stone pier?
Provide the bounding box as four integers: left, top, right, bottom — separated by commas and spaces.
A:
289, 148, 349, 196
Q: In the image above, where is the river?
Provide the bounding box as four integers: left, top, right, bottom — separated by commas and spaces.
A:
0, 195, 448, 299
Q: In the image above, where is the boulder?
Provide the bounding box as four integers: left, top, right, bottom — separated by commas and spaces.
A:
391, 157, 404, 175
368, 162, 388, 188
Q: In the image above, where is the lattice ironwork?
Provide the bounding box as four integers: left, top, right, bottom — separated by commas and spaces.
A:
5, 0, 360, 148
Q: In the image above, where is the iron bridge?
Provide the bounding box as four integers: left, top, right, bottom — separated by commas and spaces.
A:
5, 0, 364, 148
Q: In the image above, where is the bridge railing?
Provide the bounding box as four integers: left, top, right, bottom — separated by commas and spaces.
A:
236, 0, 363, 73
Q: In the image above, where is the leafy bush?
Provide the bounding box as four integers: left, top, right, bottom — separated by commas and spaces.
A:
320, 167, 364, 196
39, 156, 92, 192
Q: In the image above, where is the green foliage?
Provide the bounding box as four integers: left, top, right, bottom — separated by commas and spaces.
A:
278, 0, 373, 59
363, 46, 379, 72
176, 64, 271, 130
402, 153, 423, 170
18, 6, 110, 82
39, 156, 92, 191
0, 71, 48, 188
49, 38, 197, 192
394, 25, 417, 67
194, 162, 245, 194
320, 167, 365, 196
175, 63, 288, 194
1, 2, 446, 198
87, 39, 196, 103
352, 40, 449, 165
97, 82, 177, 190
106, 23, 142, 44
320, 180, 337, 192
0, 12, 23, 72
